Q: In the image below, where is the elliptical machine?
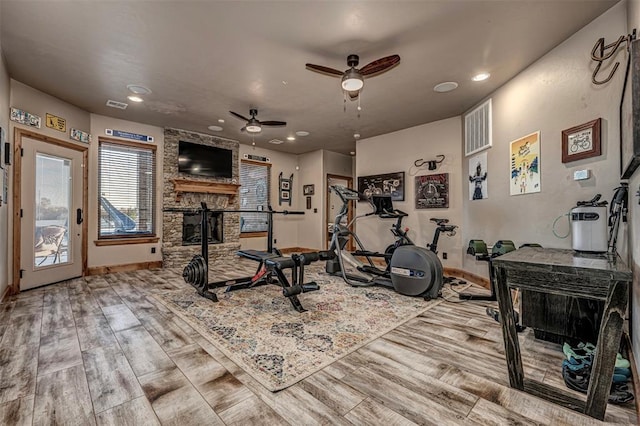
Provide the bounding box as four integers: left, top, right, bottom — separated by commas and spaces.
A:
326, 185, 444, 299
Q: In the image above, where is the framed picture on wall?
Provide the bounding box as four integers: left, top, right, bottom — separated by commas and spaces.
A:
303, 184, 315, 196
357, 171, 405, 201
561, 118, 601, 163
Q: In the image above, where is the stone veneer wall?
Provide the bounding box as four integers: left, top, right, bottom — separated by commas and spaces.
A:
163, 128, 241, 268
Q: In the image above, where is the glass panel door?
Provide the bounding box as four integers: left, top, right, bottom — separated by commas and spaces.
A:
33, 153, 71, 268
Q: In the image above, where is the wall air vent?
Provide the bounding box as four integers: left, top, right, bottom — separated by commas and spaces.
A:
464, 98, 492, 156
106, 100, 128, 110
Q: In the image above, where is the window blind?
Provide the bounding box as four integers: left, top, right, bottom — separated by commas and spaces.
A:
240, 161, 270, 233
98, 139, 156, 238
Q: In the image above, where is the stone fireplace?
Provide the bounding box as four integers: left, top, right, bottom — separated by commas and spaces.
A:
162, 128, 241, 268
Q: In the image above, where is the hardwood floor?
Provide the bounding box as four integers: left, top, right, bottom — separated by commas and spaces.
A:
0, 259, 637, 425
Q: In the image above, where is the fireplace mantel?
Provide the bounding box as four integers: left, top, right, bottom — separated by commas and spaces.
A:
171, 178, 240, 202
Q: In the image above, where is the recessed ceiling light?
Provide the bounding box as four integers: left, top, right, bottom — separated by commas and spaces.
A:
126, 84, 152, 95
282, 80, 288, 85
295, 131, 310, 137
207, 125, 223, 131
353, 133, 361, 139
287, 136, 296, 141
350, 151, 355, 155
433, 81, 459, 93
218, 119, 225, 123
127, 95, 144, 103
472, 73, 490, 82
269, 139, 284, 144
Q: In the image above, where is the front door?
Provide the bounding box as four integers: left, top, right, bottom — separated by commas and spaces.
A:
20, 136, 84, 290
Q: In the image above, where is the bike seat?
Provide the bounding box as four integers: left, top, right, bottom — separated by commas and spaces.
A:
430, 218, 449, 224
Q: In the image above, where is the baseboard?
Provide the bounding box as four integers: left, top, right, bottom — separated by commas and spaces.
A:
1, 284, 11, 302
87, 261, 163, 276
444, 267, 490, 289
278, 247, 319, 254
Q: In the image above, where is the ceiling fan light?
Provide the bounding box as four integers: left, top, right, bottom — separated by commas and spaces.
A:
341, 70, 364, 91
245, 124, 261, 133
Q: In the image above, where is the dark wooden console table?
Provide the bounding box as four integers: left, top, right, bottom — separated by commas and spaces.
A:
492, 247, 631, 420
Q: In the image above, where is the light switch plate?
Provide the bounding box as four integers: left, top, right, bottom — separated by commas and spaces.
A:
574, 169, 590, 180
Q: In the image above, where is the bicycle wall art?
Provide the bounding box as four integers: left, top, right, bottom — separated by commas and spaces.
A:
415, 173, 449, 209
357, 171, 405, 201
561, 118, 601, 163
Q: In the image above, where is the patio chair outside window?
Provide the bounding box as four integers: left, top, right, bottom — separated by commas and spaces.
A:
34, 225, 67, 266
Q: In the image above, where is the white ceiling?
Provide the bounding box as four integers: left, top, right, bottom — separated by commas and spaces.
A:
1, 1, 618, 155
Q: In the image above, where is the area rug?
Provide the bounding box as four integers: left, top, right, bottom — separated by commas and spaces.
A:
154, 267, 469, 391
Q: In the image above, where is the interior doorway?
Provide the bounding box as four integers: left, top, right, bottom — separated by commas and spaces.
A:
13, 130, 88, 292
326, 174, 354, 250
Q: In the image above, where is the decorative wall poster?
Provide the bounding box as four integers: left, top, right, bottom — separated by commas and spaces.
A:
510, 131, 541, 195
415, 173, 449, 209
278, 172, 293, 206
468, 151, 488, 200
10, 107, 41, 128
45, 113, 66, 132
70, 128, 92, 143
357, 171, 405, 201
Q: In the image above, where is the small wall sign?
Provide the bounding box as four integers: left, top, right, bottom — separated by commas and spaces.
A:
243, 153, 271, 162
46, 113, 66, 132
70, 128, 92, 143
10, 107, 41, 128
105, 129, 154, 143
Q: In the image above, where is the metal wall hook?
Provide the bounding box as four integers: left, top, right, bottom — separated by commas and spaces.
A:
414, 154, 445, 170
591, 32, 636, 85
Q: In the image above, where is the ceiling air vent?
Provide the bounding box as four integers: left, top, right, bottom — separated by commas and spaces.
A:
464, 98, 492, 156
268, 139, 284, 145
106, 100, 128, 110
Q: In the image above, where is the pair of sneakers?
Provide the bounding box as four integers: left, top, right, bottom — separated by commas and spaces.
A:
563, 342, 631, 369
561, 363, 634, 404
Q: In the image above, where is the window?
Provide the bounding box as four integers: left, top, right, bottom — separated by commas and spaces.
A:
240, 160, 271, 234
98, 138, 156, 239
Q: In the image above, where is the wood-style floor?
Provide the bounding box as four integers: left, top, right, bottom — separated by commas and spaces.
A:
0, 259, 637, 425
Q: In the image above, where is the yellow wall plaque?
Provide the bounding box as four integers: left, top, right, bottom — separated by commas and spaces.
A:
46, 113, 66, 132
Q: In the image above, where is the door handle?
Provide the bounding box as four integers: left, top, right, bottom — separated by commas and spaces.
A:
76, 208, 83, 225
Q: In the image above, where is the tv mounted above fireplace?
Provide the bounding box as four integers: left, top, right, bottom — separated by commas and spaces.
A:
178, 141, 233, 178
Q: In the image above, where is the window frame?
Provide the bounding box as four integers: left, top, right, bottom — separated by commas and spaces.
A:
96, 137, 158, 245
239, 159, 271, 238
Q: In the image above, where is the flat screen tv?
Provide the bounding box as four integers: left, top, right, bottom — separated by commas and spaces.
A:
178, 141, 233, 178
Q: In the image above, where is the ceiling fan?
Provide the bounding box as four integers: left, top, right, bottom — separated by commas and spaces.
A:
306, 54, 401, 98
229, 108, 286, 133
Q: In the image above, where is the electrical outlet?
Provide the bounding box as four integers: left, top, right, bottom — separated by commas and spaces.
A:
151, 247, 156, 254
442, 252, 448, 260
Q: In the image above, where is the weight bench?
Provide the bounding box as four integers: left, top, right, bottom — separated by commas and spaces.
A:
184, 249, 333, 312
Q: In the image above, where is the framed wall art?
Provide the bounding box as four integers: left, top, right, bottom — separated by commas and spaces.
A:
561, 118, 601, 163
510, 131, 541, 196
278, 172, 293, 206
357, 171, 405, 201
303, 184, 315, 196
415, 173, 449, 209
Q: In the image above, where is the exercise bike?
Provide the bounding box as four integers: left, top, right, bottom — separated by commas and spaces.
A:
326, 185, 443, 299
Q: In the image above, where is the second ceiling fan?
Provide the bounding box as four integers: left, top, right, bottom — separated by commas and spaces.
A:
229, 108, 286, 133
306, 54, 400, 98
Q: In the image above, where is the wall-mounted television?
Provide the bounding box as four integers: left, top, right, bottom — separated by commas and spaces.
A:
178, 141, 233, 178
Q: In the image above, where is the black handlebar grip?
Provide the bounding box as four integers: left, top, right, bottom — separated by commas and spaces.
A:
282, 210, 305, 215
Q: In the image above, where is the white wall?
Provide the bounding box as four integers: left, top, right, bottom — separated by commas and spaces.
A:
356, 116, 464, 268
463, 2, 627, 274
296, 150, 324, 250
0, 50, 10, 297
89, 114, 164, 267
238, 144, 301, 251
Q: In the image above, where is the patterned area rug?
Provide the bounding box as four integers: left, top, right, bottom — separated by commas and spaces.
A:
155, 266, 469, 391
